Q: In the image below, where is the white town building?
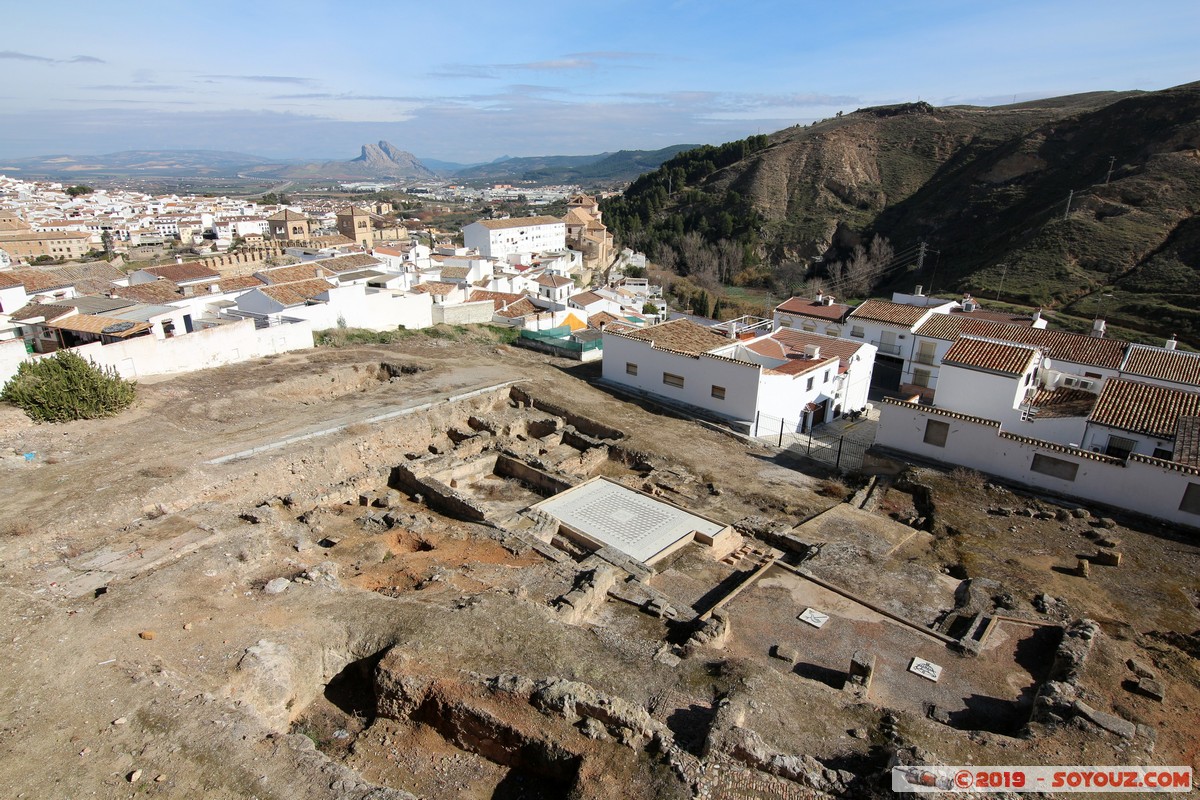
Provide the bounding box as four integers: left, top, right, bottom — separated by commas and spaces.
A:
462, 216, 566, 259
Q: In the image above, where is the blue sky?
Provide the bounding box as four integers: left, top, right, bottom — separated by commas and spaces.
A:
1, 0, 1196, 162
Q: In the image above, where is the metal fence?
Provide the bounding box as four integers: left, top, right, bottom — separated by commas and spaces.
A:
751, 411, 874, 471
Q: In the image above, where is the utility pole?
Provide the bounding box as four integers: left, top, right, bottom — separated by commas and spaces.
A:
995, 263, 1008, 301
1064, 190, 1074, 220
1105, 156, 1116, 185
915, 241, 928, 272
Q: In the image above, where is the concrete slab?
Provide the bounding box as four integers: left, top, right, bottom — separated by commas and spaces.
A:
534, 477, 725, 564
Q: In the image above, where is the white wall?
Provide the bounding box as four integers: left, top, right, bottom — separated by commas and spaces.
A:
433, 300, 495, 326
463, 221, 566, 259
934, 362, 1033, 422
0, 318, 314, 383
283, 285, 433, 332
0, 338, 28, 379
875, 399, 1200, 529
602, 333, 762, 422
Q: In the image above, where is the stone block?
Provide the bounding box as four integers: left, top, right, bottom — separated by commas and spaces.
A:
1091, 550, 1122, 567
1133, 678, 1165, 702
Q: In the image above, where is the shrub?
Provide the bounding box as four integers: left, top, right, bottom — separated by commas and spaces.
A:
1, 351, 137, 423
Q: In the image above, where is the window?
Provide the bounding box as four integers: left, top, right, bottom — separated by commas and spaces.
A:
827, 326, 840, 337
711, 385, 726, 400
923, 419, 949, 447
915, 341, 937, 365
850, 326, 864, 338
806, 377, 814, 391
779, 316, 792, 327
824, 369, 831, 383
1153, 447, 1174, 460
1180, 483, 1200, 515
663, 372, 684, 388
802, 322, 817, 332
1030, 453, 1079, 481
1104, 435, 1137, 459
625, 362, 638, 376
913, 368, 931, 388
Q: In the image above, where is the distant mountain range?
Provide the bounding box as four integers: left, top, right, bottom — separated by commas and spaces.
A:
0, 141, 694, 187
0, 149, 276, 177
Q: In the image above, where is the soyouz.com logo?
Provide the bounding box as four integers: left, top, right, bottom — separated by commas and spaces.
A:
891, 765, 1193, 793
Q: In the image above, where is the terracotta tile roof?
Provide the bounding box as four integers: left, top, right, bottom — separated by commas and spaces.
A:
1027, 387, 1099, 419
775, 296, 852, 322
439, 266, 471, 280
216, 275, 266, 292
535, 274, 573, 288
614, 318, 730, 355
314, 253, 381, 272
949, 308, 1040, 326
1174, 417, 1200, 466
267, 209, 308, 221
473, 216, 563, 230
495, 297, 540, 318
1121, 344, 1200, 388
1089, 378, 1200, 439
915, 315, 1126, 369
467, 290, 523, 311
7, 302, 75, 322
745, 329, 869, 366
141, 261, 219, 283
849, 300, 933, 327
256, 263, 329, 284
111, 280, 183, 304
257, 278, 332, 307
410, 282, 459, 296
587, 311, 621, 329
943, 337, 1039, 377
47, 314, 151, 337
570, 290, 604, 306
42, 262, 124, 294
0, 268, 75, 293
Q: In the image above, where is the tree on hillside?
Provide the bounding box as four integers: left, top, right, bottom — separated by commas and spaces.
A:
2, 351, 136, 423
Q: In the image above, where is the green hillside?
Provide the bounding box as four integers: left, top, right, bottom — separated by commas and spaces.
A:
603, 83, 1200, 343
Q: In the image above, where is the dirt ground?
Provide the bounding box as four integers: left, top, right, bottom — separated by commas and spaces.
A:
0, 331, 1197, 798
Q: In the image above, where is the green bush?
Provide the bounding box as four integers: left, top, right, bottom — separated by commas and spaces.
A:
1, 351, 137, 423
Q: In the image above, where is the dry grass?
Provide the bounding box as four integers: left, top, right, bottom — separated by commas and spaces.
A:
816, 478, 850, 499
949, 466, 986, 492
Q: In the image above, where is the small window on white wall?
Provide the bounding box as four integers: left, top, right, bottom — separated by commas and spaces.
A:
663, 372, 684, 388
711, 385, 726, 400
625, 362, 637, 376
923, 419, 949, 447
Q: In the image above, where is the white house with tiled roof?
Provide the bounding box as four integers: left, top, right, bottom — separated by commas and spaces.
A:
1080, 378, 1200, 460
846, 298, 955, 391
602, 319, 875, 430
463, 216, 566, 259
773, 293, 853, 336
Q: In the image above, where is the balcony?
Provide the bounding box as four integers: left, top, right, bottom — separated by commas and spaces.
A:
872, 340, 902, 356
913, 351, 937, 365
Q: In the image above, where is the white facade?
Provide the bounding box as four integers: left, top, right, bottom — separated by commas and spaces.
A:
462, 218, 566, 259
875, 399, 1200, 530
601, 322, 876, 430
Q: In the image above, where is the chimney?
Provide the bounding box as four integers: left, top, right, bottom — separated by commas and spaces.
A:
914, 284, 924, 296
1032, 308, 1042, 323
822, 294, 835, 306
1090, 318, 1106, 338
1165, 335, 1178, 351
803, 344, 821, 359
175, 255, 183, 264
815, 290, 824, 303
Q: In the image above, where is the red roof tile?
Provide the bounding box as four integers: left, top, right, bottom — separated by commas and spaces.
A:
1089, 378, 1200, 438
